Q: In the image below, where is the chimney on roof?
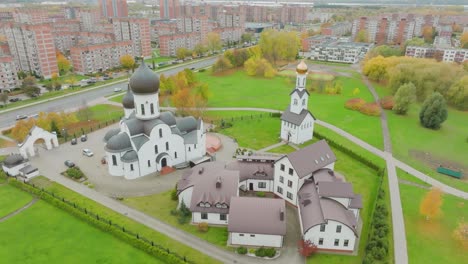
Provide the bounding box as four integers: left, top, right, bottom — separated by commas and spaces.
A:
280, 209, 284, 221
198, 167, 204, 175
216, 176, 222, 188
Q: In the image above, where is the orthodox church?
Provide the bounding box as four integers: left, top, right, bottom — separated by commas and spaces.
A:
280, 61, 316, 144
103, 61, 206, 180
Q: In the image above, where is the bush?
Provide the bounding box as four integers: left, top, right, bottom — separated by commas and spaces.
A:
264, 248, 276, 258
255, 247, 266, 257
236, 247, 247, 255
345, 98, 366, 110
2, 128, 12, 135
66, 167, 84, 179
380, 96, 394, 110
198, 68, 206, 72
271, 112, 281, 118
359, 102, 381, 116
256, 191, 265, 197
197, 222, 209, 232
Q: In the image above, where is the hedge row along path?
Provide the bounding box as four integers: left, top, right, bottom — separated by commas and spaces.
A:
0, 198, 38, 223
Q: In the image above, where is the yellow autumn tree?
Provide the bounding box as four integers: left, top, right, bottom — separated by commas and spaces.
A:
56, 51, 71, 74
11, 118, 36, 142
420, 187, 443, 221
120, 54, 135, 72
461, 32, 468, 49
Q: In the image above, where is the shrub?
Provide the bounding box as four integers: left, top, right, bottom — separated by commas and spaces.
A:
2, 128, 12, 135
371, 246, 387, 260
236, 247, 247, 255
359, 102, 381, 116
170, 189, 178, 201
198, 68, 206, 72
271, 112, 281, 118
197, 222, 209, 232
345, 98, 366, 110
66, 167, 84, 179
380, 96, 394, 110
256, 191, 265, 197
264, 248, 276, 258
255, 247, 266, 257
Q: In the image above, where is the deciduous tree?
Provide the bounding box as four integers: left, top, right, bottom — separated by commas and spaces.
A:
461, 32, 468, 49
298, 239, 318, 257
206, 32, 222, 53
422, 26, 435, 43
56, 52, 71, 74
21, 75, 40, 97
11, 118, 36, 142
259, 30, 299, 65
446, 76, 468, 110
176, 47, 191, 60
0, 93, 8, 106
393, 82, 416, 115
193, 43, 207, 57
212, 56, 233, 73
120, 54, 135, 72
419, 92, 448, 129
420, 187, 443, 221
241, 33, 252, 44
355, 29, 368, 42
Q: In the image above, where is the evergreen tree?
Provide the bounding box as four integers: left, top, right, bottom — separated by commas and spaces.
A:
393, 82, 416, 115
419, 92, 448, 129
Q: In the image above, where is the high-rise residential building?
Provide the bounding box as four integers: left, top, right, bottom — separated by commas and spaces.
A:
12, 9, 49, 24
77, 9, 102, 32
160, 0, 180, 19
99, 0, 128, 18
112, 18, 151, 58
0, 54, 20, 91
70, 41, 133, 74
2, 23, 58, 78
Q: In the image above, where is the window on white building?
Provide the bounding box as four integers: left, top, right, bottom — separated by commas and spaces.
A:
258, 182, 266, 188
112, 155, 117, 166
336, 225, 342, 233
147, 160, 151, 167
288, 180, 293, 187
289, 168, 294, 176
130, 164, 134, 171
277, 186, 283, 194
166, 142, 169, 151
155, 145, 158, 154
344, 239, 349, 247
150, 103, 154, 114
334, 239, 339, 246
174, 152, 177, 158
188, 147, 191, 152
280, 164, 285, 171
287, 192, 293, 200
159, 128, 162, 138
201, 213, 207, 219
318, 238, 324, 245
279, 176, 284, 183
294, 99, 298, 105
320, 224, 326, 232
141, 104, 145, 115
239, 234, 244, 237
250, 234, 255, 237
220, 214, 227, 221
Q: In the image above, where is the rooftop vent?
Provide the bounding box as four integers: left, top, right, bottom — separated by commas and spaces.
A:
215, 176, 222, 188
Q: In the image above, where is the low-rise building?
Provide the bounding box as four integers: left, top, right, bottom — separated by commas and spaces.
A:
322, 23, 352, 37
405, 46, 468, 63
306, 36, 372, 64
2, 154, 39, 180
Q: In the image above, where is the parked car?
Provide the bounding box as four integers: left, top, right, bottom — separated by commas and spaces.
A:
80, 134, 87, 142
71, 138, 77, 145
16, 115, 28, 120
82, 148, 94, 157
190, 67, 196, 71
9, 98, 20, 102
113, 87, 122, 92
64, 160, 75, 168
103, 76, 113, 80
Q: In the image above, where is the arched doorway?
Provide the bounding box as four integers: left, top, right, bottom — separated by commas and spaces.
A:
161, 158, 167, 167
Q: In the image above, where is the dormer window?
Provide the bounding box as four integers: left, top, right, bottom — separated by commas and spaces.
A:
205, 202, 211, 208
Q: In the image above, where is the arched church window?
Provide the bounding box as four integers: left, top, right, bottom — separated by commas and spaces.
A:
112, 155, 117, 166
159, 128, 162, 138
141, 104, 145, 115
150, 103, 154, 114
166, 142, 169, 151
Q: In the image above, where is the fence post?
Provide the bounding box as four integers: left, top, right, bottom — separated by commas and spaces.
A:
109, 220, 112, 225
136, 234, 139, 239
85, 208, 87, 214
122, 227, 125, 232
96, 214, 99, 220
151, 241, 154, 246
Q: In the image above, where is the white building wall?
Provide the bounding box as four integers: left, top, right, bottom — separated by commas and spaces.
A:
296, 114, 314, 144
192, 212, 229, 225
133, 93, 160, 120
2, 163, 28, 176
240, 179, 274, 192
303, 220, 356, 251
122, 161, 140, 180
230, 232, 283, 248
177, 187, 193, 209
273, 158, 299, 206
106, 151, 124, 176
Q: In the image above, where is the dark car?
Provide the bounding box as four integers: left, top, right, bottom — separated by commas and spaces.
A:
64, 160, 75, 168
9, 98, 20, 102
71, 138, 77, 145
80, 134, 87, 142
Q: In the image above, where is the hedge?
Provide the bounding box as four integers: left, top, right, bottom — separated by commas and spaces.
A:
9, 179, 192, 264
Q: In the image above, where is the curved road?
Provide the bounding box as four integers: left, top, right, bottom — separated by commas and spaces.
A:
0, 57, 216, 129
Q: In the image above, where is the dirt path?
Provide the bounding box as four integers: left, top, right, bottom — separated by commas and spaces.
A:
0, 198, 38, 223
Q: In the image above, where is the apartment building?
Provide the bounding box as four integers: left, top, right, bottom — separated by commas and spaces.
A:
70, 41, 133, 74
112, 18, 151, 58
405, 46, 468, 63
0, 54, 20, 91
12, 9, 50, 24
306, 36, 373, 64
160, 0, 180, 19
99, 0, 128, 18
159, 33, 201, 57
322, 23, 352, 37
2, 23, 58, 78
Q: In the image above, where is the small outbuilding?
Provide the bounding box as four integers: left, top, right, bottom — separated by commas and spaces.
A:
2, 153, 38, 180
228, 197, 286, 248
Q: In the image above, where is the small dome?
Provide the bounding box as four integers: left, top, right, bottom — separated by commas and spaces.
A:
122, 85, 135, 109
105, 133, 132, 153
103, 128, 121, 142
3, 154, 25, 167
129, 60, 159, 94
296, 60, 308, 74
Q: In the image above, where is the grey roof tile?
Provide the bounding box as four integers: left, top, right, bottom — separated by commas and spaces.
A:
318, 182, 354, 198
105, 133, 132, 153
281, 106, 315, 126
121, 150, 138, 162
131, 135, 149, 151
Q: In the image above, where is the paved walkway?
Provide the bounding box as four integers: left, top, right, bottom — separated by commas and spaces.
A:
257, 142, 286, 152
0, 198, 38, 223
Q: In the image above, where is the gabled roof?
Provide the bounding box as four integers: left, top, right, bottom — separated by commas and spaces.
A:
228, 197, 286, 236
225, 160, 274, 181
289, 88, 310, 98
281, 106, 316, 126
121, 150, 138, 162
349, 195, 363, 209
278, 140, 336, 178
318, 182, 354, 198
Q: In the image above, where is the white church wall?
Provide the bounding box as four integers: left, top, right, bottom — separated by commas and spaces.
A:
107, 151, 124, 176
303, 220, 356, 252
133, 93, 160, 120
122, 161, 140, 180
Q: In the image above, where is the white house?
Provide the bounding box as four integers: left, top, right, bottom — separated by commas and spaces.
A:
280, 60, 316, 144
273, 140, 336, 206
225, 154, 278, 192
228, 197, 286, 248
2, 153, 39, 180
177, 162, 239, 225
103, 61, 206, 180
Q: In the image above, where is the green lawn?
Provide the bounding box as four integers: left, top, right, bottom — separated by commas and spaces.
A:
0, 200, 159, 264
197, 70, 383, 149
399, 178, 468, 264
144, 56, 174, 65
39, 73, 86, 85
0, 184, 34, 218
202, 110, 270, 122
306, 60, 352, 67
123, 191, 229, 249
267, 144, 296, 154
387, 105, 468, 192
28, 176, 220, 264
89, 104, 123, 122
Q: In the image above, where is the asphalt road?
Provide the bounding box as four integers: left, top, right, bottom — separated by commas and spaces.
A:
0, 57, 216, 128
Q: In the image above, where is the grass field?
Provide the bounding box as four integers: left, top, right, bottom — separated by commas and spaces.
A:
88, 104, 123, 122
399, 175, 468, 264
0, 184, 33, 218
28, 177, 221, 264
267, 144, 297, 154
123, 191, 229, 249
0, 200, 159, 264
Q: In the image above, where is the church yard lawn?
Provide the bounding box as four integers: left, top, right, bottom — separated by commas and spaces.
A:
123, 190, 229, 249
202, 110, 272, 123
28, 176, 221, 264
267, 144, 297, 154
399, 172, 468, 264
88, 104, 124, 122
144, 56, 174, 65
0, 184, 34, 218
387, 105, 468, 192
0, 200, 160, 264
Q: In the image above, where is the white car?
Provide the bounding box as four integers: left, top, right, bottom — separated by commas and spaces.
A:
114, 87, 122, 92
82, 149, 94, 157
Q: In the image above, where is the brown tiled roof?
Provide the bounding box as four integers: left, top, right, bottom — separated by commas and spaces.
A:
228, 197, 286, 236
278, 140, 336, 178
318, 182, 354, 198
312, 169, 342, 184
